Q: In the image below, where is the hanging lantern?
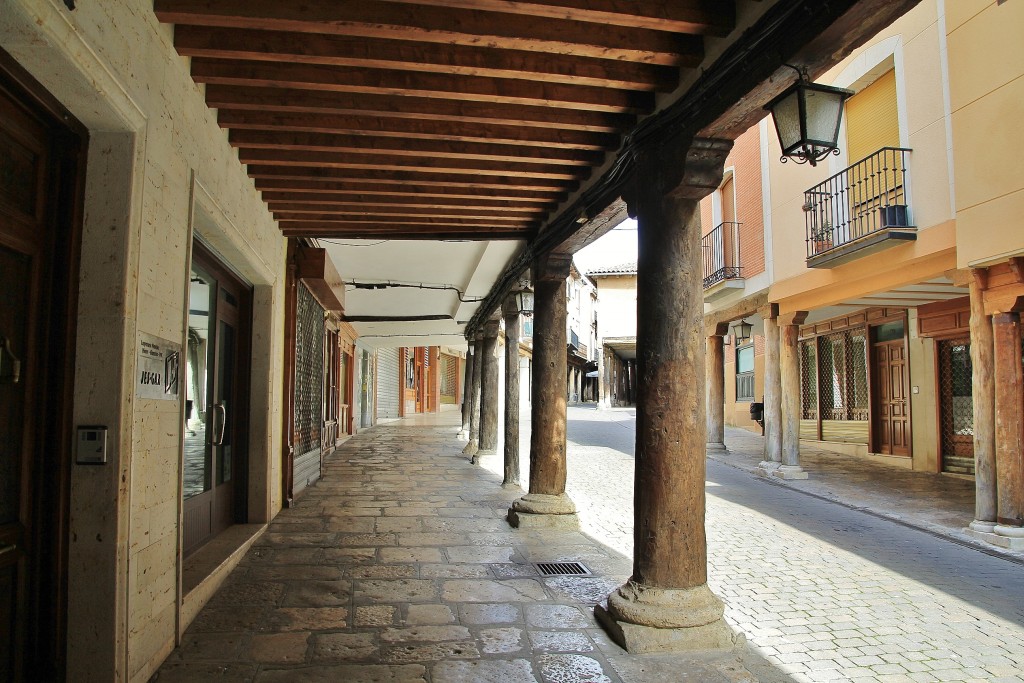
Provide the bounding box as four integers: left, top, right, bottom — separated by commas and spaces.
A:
765, 66, 853, 166
731, 319, 753, 344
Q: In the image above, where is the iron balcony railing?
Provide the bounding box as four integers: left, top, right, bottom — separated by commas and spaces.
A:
701, 221, 742, 289
803, 147, 912, 259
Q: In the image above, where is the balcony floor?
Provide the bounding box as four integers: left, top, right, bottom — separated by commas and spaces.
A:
154, 411, 770, 682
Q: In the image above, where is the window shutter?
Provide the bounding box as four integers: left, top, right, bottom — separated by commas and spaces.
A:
845, 69, 899, 164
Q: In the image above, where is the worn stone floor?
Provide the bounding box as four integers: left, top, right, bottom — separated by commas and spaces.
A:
154, 411, 779, 682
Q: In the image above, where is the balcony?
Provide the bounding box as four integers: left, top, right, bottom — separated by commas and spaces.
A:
804, 147, 916, 268
702, 221, 744, 301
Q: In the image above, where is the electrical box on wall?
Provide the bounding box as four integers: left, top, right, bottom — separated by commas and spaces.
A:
76, 426, 108, 464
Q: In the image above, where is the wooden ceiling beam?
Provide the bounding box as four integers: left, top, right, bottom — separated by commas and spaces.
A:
277, 215, 537, 228
217, 110, 619, 151
370, 0, 733, 35
238, 149, 587, 180
191, 59, 652, 114
174, 26, 680, 90
247, 166, 574, 192
260, 192, 555, 211
228, 130, 603, 166
254, 180, 567, 203
205, 85, 633, 132
155, 0, 702, 65
268, 204, 543, 220
280, 225, 530, 240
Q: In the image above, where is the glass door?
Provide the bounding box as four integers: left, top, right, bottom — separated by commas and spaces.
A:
183, 247, 250, 556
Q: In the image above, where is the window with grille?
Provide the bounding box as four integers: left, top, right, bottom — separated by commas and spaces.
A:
294, 284, 324, 459
938, 338, 974, 474
440, 353, 458, 401
817, 330, 869, 421
736, 344, 754, 401
800, 340, 818, 420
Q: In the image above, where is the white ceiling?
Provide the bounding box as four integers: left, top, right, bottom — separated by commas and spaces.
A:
320, 238, 526, 350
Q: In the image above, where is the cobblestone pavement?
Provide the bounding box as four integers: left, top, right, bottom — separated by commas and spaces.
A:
557, 405, 1024, 683
155, 411, 777, 683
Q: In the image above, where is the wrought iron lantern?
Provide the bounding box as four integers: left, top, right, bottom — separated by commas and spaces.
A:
731, 319, 753, 344
512, 290, 534, 316
765, 66, 853, 166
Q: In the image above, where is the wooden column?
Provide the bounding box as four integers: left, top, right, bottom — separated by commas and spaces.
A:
993, 312, 1024, 537
475, 319, 501, 461
458, 345, 475, 439
462, 334, 483, 457
508, 253, 578, 529
778, 311, 809, 479
705, 334, 726, 452
596, 136, 736, 653
760, 306, 783, 469
968, 273, 997, 532
597, 346, 607, 408
502, 296, 523, 487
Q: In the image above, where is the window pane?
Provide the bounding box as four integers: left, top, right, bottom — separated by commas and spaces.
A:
736, 345, 754, 373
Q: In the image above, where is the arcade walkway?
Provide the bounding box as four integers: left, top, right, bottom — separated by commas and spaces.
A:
153, 412, 774, 682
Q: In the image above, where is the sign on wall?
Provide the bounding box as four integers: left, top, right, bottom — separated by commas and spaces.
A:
136, 332, 181, 401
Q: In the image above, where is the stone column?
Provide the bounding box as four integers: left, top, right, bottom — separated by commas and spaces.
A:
597, 345, 607, 408
759, 306, 783, 472
596, 136, 737, 653
778, 312, 809, 479
705, 333, 726, 452
967, 272, 998, 534
458, 345, 475, 439
462, 333, 483, 457
502, 296, 523, 488
508, 253, 578, 529
475, 319, 501, 462
993, 312, 1024, 547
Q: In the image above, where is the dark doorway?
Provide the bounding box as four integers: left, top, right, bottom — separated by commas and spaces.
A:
0, 50, 86, 682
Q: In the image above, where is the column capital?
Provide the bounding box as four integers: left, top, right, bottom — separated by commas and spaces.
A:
778, 310, 809, 327
758, 303, 780, 321
481, 319, 500, 338
624, 136, 733, 214
501, 292, 525, 318
534, 252, 573, 282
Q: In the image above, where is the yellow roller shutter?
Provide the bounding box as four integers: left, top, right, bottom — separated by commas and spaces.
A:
845, 69, 899, 164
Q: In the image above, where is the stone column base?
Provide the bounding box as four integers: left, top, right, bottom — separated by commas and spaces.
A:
507, 493, 579, 530
471, 448, 496, 464
595, 582, 742, 654
964, 524, 1024, 551
706, 442, 727, 453
462, 440, 478, 457
969, 519, 997, 534
457, 428, 469, 440
774, 465, 808, 480
757, 460, 781, 476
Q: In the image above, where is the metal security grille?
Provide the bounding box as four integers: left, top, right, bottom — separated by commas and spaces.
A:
938, 338, 974, 475
440, 353, 458, 400
294, 283, 324, 464
817, 330, 869, 421
535, 562, 591, 576
800, 340, 818, 420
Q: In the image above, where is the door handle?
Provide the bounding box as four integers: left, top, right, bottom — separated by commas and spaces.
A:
214, 403, 227, 446
0, 335, 21, 384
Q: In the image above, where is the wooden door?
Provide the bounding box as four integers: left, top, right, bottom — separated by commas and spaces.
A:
183, 246, 250, 555
872, 339, 910, 456
0, 55, 84, 682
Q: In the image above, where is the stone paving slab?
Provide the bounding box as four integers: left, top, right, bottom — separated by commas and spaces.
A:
154, 412, 776, 682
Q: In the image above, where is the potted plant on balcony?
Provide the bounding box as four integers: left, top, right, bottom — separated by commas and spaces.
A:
811, 221, 833, 253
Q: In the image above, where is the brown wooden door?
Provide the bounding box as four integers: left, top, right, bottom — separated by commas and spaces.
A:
0, 55, 84, 682
183, 245, 251, 555
872, 339, 910, 456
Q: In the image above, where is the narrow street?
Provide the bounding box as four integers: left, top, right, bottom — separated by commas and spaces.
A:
551, 405, 1024, 683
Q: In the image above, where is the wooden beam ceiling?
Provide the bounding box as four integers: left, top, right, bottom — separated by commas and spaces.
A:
155, 0, 730, 241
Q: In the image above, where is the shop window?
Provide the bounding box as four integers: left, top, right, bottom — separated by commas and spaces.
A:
736, 344, 754, 401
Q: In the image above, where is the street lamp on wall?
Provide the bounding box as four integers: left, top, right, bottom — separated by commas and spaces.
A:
731, 319, 753, 344
764, 65, 853, 166
511, 290, 534, 316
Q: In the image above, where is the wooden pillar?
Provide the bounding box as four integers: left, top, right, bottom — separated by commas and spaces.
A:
760, 306, 783, 469
508, 253, 578, 529
459, 345, 475, 439
597, 346, 607, 408
462, 334, 483, 457
596, 136, 736, 652
475, 320, 501, 461
993, 312, 1024, 538
778, 312, 809, 479
968, 273, 998, 532
705, 334, 726, 452
502, 296, 523, 487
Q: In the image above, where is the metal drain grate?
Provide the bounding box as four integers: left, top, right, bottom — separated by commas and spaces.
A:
535, 561, 591, 576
